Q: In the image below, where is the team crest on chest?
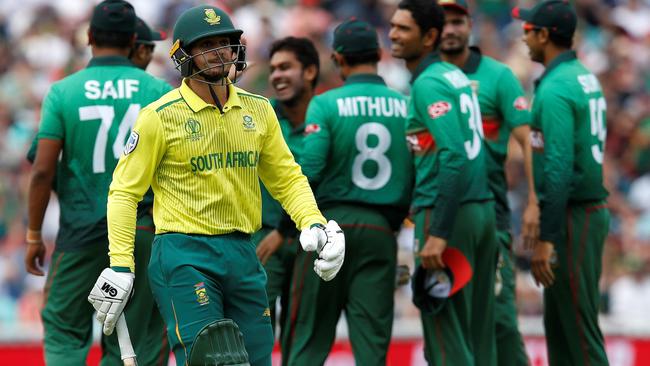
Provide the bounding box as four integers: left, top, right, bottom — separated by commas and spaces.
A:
185, 118, 203, 141
242, 115, 256, 131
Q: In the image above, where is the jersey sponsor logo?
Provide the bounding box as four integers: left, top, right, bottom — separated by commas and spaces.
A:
530, 128, 545, 152
124, 131, 139, 155
204, 9, 221, 25
190, 150, 260, 172
101, 282, 118, 298
185, 118, 203, 141
427, 101, 452, 120
194, 282, 210, 306
304, 123, 321, 136
406, 130, 436, 155
242, 115, 256, 131
513, 96, 529, 111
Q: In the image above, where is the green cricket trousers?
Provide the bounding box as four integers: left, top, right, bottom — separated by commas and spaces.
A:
41, 213, 168, 366
282, 204, 397, 366
544, 201, 609, 366
413, 202, 497, 366
148, 231, 274, 366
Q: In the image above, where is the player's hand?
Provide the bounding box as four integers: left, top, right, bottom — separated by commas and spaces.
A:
419, 236, 447, 270
25, 229, 46, 276
300, 221, 345, 281
522, 201, 540, 250
88, 268, 134, 335
256, 229, 284, 265
531, 240, 556, 288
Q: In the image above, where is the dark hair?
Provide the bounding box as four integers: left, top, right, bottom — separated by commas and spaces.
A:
342, 49, 381, 67
269, 36, 320, 88
90, 27, 133, 48
548, 32, 573, 49
397, 0, 445, 49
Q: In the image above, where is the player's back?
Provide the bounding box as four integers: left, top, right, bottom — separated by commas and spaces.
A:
532, 56, 608, 202
407, 61, 492, 209
301, 74, 412, 211
37, 56, 171, 249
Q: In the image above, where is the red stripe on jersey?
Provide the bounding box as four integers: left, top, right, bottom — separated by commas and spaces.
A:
407, 130, 436, 155
482, 116, 502, 141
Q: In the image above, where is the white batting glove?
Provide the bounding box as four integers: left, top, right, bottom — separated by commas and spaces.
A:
88, 268, 134, 336
300, 220, 345, 281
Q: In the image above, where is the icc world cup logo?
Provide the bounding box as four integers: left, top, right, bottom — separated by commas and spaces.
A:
185, 118, 203, 141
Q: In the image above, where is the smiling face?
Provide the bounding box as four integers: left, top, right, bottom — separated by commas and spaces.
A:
440, 10, 471, 55
189, 35, 236, 82
389, 9, 426, 62
269, 50, 311, 105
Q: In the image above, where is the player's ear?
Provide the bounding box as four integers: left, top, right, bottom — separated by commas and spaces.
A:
303, 64, 318, 86
422, 28, 438, 49
87, 28, 93, 46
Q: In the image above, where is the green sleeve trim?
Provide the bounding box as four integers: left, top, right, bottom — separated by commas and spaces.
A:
111, 266, 132, 273
155, 97, 184, 112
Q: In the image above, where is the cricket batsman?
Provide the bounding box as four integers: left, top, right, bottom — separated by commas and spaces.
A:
86, 5, 345, 366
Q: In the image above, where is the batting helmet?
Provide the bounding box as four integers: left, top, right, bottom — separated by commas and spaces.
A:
170, 5, 246, 82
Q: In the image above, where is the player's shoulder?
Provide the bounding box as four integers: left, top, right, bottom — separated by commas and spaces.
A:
148, 88, 184, 113
235, 86, 270, 106
415, 62, 468, 93
477, 55, 512, 76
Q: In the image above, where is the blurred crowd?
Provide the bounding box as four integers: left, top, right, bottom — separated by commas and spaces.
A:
0, 0, 648, 339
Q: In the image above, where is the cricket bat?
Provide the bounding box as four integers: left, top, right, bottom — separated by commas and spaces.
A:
116, 313, 138, 366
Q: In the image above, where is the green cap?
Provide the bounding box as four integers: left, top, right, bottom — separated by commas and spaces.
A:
512, 0, 577, 38
332, 18, 379, 54
135, 16, 166, 45
439, 0, 470, 15
90, 0, 136, 34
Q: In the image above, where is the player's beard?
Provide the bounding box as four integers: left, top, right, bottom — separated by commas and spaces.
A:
197, 65, 230, 83
440, 35, 468, 55
280, 85, 306, 107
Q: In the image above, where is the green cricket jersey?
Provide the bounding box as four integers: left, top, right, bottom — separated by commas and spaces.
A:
260, 99, 305, 228
300, 74, 413, 226
531, 51, 608, 244
462, 47, 530, 230
36, 56, 172, 250
406, 54, 492, 239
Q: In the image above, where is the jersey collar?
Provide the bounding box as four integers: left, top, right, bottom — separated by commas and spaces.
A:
344, 73, 386, 85
179, 79, 242, 113
535, 50, 577, 88
410, 52, 441, 84
461, 47, 482, 74
271, 99, 305, 134
87, 55, 134, 68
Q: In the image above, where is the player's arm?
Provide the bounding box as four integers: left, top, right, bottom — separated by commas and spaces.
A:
25, 86, 63, 276
498, 68, 539, 246
532, 89, 574, 287
415, 77, 467, 269
258, 102, 325, 231
108, 107, 166, 272
299, 97, 331, 183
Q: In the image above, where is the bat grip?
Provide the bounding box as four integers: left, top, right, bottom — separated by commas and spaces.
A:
116, 313, 138, 366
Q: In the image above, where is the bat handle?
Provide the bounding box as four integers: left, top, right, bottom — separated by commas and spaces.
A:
116, 313, 138, 366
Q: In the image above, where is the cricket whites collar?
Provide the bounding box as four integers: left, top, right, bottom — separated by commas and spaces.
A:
87, 55, 134, 68
344, 73, 386, 86
535, 50, 577, 88
179, 78, 242, 113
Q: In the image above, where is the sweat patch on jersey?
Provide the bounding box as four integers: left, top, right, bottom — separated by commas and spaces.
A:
427, 101, 452, 120
304, 123, 321, 136
513, 96, 529, 111
124, 131, 139, 155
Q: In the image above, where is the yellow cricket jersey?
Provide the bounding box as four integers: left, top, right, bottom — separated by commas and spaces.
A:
108, 79, 326, 271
